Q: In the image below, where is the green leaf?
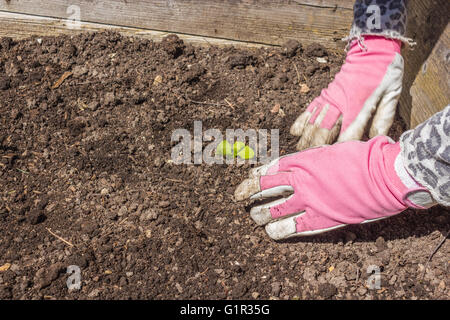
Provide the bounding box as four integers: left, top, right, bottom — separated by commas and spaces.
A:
237, 146, 255, 160
216, 140, 233, 157
233, 141, 246, 157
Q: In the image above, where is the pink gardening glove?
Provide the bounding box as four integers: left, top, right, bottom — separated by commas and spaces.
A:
235, 136, 435, 240
291, 36, 404, 150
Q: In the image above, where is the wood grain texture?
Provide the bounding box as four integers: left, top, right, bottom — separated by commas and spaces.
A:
0, 0, 353, 48
399, 0, 450, 128
409, 23, 449, 128
0, 11, 268, 47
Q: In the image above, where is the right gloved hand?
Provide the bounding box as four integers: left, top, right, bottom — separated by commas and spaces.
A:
235, 136, 434, 240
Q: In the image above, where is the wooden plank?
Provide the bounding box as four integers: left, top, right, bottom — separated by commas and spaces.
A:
409, 23, 449, 128
293, 0, 353, 9
399, 0, 450, 128
0, 0, 354, 48
0, 11, 268, 48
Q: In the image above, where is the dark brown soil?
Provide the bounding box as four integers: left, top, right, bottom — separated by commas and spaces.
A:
0, 32, 448, 300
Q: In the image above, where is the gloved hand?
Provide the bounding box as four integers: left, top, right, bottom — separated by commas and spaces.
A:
235, 136, 435, 240
291, 36, 404, 150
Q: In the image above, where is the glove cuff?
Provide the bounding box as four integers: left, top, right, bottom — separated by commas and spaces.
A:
383, 142, 436, 209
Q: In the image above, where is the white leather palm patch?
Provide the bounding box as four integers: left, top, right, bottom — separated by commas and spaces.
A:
338, 53, 404, 142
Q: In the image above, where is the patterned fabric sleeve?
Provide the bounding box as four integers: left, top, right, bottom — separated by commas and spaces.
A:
344, 0, 415, 47
400, 106, 450, 207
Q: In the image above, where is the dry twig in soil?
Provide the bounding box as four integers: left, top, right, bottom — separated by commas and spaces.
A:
46, 228, 75, 247
421, 230, 449, 280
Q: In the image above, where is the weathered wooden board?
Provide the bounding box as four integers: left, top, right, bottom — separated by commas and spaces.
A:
0, 0, 354, 48
399, 0, 450, 128
0, 11, 268, 48
409, 22, 449, 128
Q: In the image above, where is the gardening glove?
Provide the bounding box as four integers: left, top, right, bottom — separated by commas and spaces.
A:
291, 36, 404, 150
235, 136, 436, 240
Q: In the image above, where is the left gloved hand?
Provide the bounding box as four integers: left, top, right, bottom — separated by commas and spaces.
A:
290, 36, 404, 151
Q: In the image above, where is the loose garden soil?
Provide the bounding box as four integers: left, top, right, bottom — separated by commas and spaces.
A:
0, 32, 448, 300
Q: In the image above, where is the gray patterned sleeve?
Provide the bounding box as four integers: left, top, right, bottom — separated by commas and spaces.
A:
400, 106, 450, 207
344, 0, 415, 47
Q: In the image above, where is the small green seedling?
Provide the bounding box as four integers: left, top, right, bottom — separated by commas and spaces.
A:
216, 140, 255, 160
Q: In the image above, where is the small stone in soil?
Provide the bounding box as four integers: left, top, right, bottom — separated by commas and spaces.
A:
160, 34, 185, 58
271, 282, 282, 297
26, 209, 46, 225
35, 263, 64, 290
282, 39, 302, 57
228, 53, 255, 69
305, 43, 328, 57
318, 283, 337, 299
158, 201, 170, 208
